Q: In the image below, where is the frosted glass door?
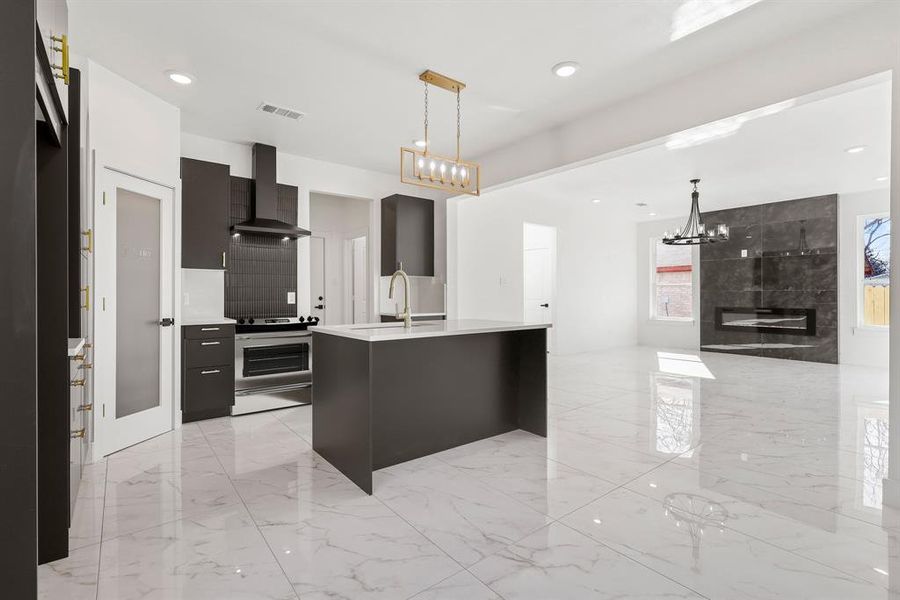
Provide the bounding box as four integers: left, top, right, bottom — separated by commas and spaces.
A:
116, 189, 161, 417
95, 166, 174, 457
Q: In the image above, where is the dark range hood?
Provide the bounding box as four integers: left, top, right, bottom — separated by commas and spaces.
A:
231, 143, 311, 239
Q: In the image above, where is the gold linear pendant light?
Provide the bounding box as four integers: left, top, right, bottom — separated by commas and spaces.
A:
400, 70, 480, 196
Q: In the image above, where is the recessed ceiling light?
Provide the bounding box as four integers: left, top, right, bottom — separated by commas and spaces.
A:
167, 71, 193, 85
845, 145, 867, 154
874, 567, 889, 576
413, 139, 427, 149
552, 61, 580, 78
649, 212, 657, 217
591, 199, 602, 204
875, 176, 889, 182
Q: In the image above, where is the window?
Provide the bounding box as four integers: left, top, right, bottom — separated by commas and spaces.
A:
652, 240, 693, 320
861, 216, 890, 327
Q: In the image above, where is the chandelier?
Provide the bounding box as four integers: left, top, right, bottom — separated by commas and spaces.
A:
663, 179, 728, 245
400, 70, 480, 196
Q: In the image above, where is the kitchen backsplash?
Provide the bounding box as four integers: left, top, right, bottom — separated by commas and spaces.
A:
225, 176, 299, 319
182, 268, 225, 321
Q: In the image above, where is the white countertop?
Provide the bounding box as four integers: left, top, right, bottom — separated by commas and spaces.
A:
68, 338, 85, 357
182, 317, 237, 327
313, 319, 550, 342
378, 311, 447, 318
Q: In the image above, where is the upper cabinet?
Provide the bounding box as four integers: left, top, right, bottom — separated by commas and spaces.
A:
381, 194, 434, 277
181, 158, 230, 270
36, 0, 68, 121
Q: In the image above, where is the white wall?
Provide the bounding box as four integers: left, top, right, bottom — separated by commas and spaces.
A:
310, 192, 370, 324
454, 186, 637, 356
180, 132, 446, 322
636, 218, 701, 350
840, 189, 890, 368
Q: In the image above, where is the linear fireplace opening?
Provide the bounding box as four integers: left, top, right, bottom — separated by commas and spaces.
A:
715, 307, 816, 336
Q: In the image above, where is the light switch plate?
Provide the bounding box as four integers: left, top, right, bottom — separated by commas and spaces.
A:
741, 249, 748, 258
287, 291, 296, 305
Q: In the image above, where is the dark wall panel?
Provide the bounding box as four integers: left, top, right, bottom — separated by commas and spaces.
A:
700, 194, 838, 363
1, 0, 38, 594
225, 177, 298, 319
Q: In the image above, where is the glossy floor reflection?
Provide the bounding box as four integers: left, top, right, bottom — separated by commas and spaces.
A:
39, 346, 897, 599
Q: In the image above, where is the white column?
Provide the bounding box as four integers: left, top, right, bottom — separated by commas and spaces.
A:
886, 62, 900, 510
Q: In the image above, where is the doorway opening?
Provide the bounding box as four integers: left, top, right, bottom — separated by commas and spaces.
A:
523, 222, 557, 353
309, 192, 371, 325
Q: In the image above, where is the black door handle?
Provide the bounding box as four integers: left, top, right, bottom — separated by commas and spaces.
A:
315, 304, 325, 310
540, 303, 549, 308
159, 318, 175, 327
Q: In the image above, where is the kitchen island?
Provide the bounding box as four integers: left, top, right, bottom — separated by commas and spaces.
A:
312, 319, 550, 493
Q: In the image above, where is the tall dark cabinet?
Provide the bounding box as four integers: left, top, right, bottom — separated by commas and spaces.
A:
181, 158, 230, 269
2, 2, 39, 595
381, 194, 434, 276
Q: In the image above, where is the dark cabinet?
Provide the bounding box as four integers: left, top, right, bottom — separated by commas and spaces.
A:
181, 158, 229, 269
381, 194, 434, 276
182, 324, 235, 422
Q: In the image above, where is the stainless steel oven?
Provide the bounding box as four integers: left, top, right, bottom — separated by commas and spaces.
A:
235, 330, 312, 395
232, 317, 318, 415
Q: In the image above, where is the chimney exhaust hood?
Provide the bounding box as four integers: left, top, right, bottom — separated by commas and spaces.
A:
231, 143, 311, 239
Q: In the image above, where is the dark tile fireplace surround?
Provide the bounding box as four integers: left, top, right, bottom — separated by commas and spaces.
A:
700, 194, 838, 364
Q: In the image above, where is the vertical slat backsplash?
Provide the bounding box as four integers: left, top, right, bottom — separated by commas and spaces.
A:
225, 176, 298, 319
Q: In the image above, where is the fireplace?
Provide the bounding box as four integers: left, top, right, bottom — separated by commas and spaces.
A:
715, 307, 816, 336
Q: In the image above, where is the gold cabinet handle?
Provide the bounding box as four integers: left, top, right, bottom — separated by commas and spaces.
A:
71, 378, 85, 387
51, 34, 70, 85
72, 353, 85, 361
77, 403, 93, 412
81, 285, 90, 310
71, 428, 85, 439
81, 229, 93, 253
83, 363, 93, 369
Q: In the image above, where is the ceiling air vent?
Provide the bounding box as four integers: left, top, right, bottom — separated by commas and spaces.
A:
257, 102, 304, 121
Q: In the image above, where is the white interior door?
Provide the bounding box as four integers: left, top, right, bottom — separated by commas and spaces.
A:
95, 168, 174, 456
524, 223, 556, 353
310, 235, 327, 323
351, 235, 368, 323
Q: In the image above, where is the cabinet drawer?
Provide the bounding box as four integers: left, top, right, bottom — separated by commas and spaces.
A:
184, 324, 235, 340
184, 337, 234, 368
184, 365, 234, 416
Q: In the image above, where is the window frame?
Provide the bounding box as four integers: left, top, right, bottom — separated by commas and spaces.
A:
857, 212, 890, 331
649, 238, 695, 323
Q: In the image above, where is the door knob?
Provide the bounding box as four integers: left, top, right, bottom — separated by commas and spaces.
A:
159, 318, 175, 327
540, 303, 549, 308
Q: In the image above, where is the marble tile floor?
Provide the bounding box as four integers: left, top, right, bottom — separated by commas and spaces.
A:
39, 345, 899, 599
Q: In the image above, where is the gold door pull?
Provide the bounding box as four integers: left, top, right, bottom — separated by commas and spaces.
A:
71, 378, 86, 387
77, 404, 93, 412
51, 34, 70, 85
81, 229, 93, 253
71, 428, 85, 439
81, 285, 90, 310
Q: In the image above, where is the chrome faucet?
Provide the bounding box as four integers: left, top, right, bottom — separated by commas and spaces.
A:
388, 267, 412, 328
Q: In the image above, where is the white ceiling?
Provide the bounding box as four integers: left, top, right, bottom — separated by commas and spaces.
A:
509, 77, 891, 221
69, 0, 873, 175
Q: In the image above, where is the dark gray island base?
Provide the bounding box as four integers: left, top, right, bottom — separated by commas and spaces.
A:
312, 320, 549, 494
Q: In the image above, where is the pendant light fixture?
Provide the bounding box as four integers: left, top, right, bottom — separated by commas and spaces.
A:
400, 70, 480, 196
663, 179, 729, 245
